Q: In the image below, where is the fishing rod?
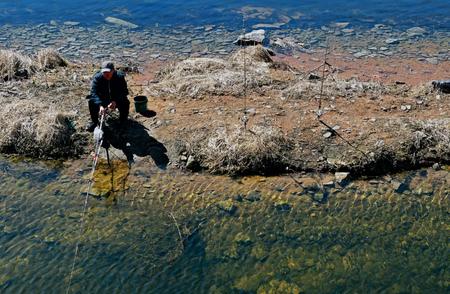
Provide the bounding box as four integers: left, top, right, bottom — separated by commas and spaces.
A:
65, 111, 107, 294
241, 13, 249, 131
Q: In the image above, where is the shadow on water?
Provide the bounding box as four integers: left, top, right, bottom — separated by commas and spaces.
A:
103, 118, 169, 169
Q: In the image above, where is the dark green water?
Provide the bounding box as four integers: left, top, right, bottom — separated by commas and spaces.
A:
1, 157, 448, 293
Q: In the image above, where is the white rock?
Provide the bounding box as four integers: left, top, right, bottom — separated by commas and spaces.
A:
323, 131, 333, 138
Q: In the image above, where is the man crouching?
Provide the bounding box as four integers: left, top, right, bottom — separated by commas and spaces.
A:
86, 61, 130, 132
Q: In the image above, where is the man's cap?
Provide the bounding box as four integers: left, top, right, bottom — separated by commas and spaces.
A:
101, 61, 115, 73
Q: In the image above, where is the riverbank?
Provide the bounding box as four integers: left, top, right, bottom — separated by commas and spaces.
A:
0, 44, 449, 177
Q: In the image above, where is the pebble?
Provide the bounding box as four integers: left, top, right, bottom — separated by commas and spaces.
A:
323, 131, 333, 138
425, 57, 438, 65
400, 105, 412, 111
246, 108, 256, 115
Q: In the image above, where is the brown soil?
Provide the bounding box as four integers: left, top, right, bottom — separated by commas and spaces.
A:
277, 52, 450, 86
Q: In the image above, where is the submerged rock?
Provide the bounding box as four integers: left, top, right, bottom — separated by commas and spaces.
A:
391, 180, 408, 193
63, 21, 80, 26
246, 191, 262, 202
252, 23, 286, 29
217, 199, 237, 215
406, 27, 426, 37
105, 16, 138, 29
274, 200, 291, 211
257, 280, 302, 294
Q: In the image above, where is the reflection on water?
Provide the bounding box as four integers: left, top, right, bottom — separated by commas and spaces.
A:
1, 157, 448, 293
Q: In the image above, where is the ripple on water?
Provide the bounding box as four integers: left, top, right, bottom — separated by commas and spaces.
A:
0, 158, 448, 293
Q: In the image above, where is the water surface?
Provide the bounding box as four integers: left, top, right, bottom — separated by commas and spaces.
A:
1, 157, 448, 293
1, 0, 449, 31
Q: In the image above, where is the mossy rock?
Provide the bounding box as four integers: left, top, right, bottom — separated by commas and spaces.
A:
257, 280, 302, 294
251, 243, 269, 261
234, 232, 252, 245
234, 273, 268, 292
274, 200, 291, 211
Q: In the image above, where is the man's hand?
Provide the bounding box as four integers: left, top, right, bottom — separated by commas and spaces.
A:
99, 106, 107, 115
108, 101, 117, 110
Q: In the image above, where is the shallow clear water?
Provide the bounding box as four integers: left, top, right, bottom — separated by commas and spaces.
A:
1, 0, 449, 31
1, 156, 448, 293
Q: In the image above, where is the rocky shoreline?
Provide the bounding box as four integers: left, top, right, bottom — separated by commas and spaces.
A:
1, 21, 448, 66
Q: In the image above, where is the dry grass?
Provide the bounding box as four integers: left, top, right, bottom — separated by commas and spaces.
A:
180, 124, 293, 175
282, 78, 385, 100
150, 45, 275, 98
0, 48, 68, 81
0, 97, 77, 158
150, 45, 390, 101
36, 48, 68, 70
0, 50, 35, 81
408, 119, 450, 160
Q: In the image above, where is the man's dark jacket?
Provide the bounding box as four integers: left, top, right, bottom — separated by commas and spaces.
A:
89, 71, 129, 106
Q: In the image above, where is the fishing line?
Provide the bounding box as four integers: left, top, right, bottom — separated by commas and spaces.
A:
65, 112, 106, 294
